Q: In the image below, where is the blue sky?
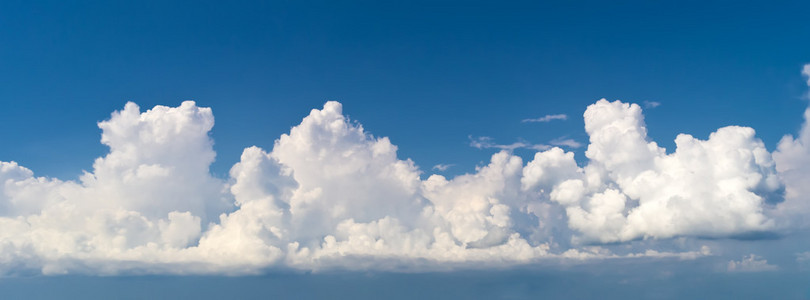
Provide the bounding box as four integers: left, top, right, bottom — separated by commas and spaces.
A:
3, 0, 810, 299
3, 0, 809, 179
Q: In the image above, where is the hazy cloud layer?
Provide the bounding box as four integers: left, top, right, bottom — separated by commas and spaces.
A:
1, 66, 809, 275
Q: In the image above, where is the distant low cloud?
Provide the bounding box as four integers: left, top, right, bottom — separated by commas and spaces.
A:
795, 251, 810, 263
522, 114, 567, 123
727, 254, 778, 272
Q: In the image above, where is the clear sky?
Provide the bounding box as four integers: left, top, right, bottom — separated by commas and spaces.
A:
2, 0, 810, 299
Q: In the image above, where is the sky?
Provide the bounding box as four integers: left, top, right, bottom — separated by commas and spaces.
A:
2, 0, 810, 299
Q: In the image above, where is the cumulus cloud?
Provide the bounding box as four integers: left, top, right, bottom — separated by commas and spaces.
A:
522, 114, 568, 123
772, 64, 810, 226
542, 100, 782, 243
0, 101, 240, 275
727, 254, 778, 272
2, 69, 809, 274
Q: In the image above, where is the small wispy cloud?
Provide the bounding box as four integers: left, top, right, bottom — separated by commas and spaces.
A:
469, 136, 550, 151
432, 164, 454, 172
550, 137, 583, 148
643, 101, 661, 109
470, 136, 582, 151
522, 114, 568, 123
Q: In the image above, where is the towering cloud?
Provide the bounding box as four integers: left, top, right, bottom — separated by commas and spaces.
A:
222, 102, 551, 270
0, 102, 230, 274
542, 100, 781, 243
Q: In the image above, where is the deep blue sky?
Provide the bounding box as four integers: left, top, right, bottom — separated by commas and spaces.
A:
2, 0, 809, 179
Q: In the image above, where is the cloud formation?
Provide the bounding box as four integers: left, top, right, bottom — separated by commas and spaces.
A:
3, 66, 810, 274
542, 100, 781, 243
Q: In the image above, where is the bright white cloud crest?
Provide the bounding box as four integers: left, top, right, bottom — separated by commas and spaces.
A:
2, 66, 810, 274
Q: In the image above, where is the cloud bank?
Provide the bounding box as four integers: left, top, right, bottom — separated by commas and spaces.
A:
1, 66, 809, 275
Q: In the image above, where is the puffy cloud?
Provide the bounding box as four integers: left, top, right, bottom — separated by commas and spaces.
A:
542, 100, 781, 243
221, 99, 781, 268
81, 101, 229, 222
0, 101, 233, 275
187, 101, 556, 272
267, 102, 427, 246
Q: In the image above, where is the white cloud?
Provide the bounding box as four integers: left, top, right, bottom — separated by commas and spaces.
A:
82, 101, 230, 223
727, 254, 778, 272
543, 99, 782, 243
0, 101, 242, 275
1, 73, 807, 274
202, 102, 558, 272
522, 114, 568, 123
